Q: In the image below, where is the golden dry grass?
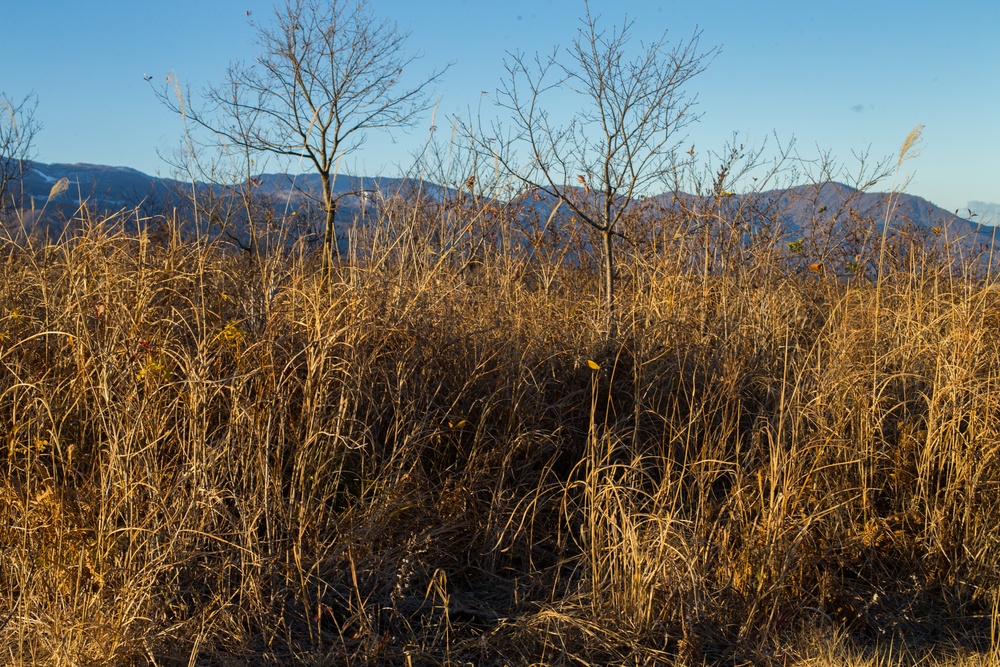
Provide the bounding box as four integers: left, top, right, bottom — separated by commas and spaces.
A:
1, 202, 999, 665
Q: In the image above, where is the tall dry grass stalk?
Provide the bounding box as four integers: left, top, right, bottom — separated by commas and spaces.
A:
0, 196, 998, 665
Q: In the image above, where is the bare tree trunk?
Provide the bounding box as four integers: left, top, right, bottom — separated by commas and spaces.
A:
322, 203, 337, 269
320, 171, 337, 278
602, 227, 615, 338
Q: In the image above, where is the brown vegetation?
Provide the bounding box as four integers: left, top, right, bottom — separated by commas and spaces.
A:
1, 191, 1000, 666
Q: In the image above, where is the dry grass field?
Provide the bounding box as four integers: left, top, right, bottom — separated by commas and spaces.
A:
2, 193, 1000, 665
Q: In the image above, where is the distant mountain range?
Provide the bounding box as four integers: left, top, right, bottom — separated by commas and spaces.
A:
4, 162, 995, 251
12, 162, 419, 210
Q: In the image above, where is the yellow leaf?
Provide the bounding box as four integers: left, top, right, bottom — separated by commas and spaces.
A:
586, 359, 600, 371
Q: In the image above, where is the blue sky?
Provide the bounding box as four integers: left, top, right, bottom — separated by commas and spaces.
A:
5, 0, 998, 215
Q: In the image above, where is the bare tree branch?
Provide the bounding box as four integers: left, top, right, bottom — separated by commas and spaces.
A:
0, 92, 41, 210
486, 3, 714, 334
155, 0, 444, 274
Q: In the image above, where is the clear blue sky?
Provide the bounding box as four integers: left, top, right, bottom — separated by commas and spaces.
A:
5, 0, 997, 214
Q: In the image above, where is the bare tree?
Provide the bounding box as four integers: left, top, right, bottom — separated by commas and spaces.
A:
488, 3, 713, 332
158, 0, 442, 273
0, 92, 41, 209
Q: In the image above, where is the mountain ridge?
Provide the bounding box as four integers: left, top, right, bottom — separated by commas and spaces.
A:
5, 162, 994, 248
